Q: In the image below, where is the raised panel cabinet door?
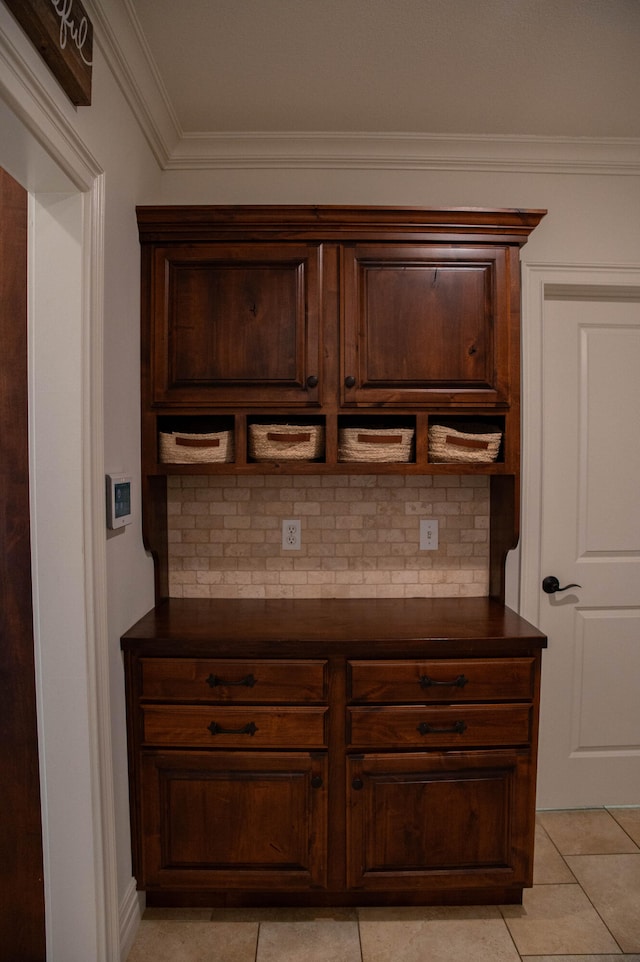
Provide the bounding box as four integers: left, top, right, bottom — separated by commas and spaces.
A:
151, 243, 322, 406
347, 751, 532, 892
341, 245, 511, 407
138, 751, 328, 890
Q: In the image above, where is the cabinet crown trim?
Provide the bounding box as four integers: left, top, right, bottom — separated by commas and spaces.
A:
136, 205, 546, 244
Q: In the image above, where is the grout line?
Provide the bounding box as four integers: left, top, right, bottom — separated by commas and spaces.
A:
536, 808, 639, 859
601, 807, 640, 855
533, 820, 578, 884
564, 859, 626, 956
356, 910, 365, 962
537, 814, 640, 956
605, 806, 640, 854
498, 908, 524, 961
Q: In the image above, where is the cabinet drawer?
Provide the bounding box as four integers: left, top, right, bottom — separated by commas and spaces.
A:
348, 659, 534, 703
140, 658, 327, 703
347, 705, 531, 748
142, 706, 327, 748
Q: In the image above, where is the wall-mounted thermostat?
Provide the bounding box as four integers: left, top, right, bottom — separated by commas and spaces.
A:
106, 474, 132, 529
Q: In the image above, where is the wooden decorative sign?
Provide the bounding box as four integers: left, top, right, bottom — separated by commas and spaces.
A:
4, 0, 93, 105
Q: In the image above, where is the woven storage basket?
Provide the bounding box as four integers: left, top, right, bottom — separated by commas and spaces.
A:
339, 426, 414, 463
159, 430, 234, 464
428, 424, 502, 463
248, 423, 324, 461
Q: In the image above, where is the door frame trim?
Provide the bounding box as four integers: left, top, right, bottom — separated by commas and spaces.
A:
1, 14, 120, 961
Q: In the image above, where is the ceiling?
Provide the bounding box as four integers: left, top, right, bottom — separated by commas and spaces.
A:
129, 0, 640, 139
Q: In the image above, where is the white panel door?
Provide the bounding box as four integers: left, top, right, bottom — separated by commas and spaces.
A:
535, 285, 640, 807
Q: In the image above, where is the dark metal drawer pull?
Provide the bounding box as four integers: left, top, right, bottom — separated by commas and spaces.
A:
208, 721, 258, 736
417, 720, 467, 736
206, 673, 256, 688
419, 674, 468, 689
311, 775, 323, 789
352, 777, 364, 790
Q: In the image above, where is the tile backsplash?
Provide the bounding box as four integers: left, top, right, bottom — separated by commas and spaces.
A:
167, 475, 489, 599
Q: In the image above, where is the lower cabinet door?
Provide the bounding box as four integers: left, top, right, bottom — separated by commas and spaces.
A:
347, 750, 533, 893
139, 751, 328, 891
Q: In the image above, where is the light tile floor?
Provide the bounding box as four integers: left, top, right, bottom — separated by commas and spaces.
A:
126, 808, 640, 962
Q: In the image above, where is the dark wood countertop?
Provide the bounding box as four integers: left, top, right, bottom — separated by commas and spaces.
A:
121, 597, 546, 658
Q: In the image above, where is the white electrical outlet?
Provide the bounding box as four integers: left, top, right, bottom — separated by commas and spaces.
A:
282, 519, 301, 550
420, 519, 439, 550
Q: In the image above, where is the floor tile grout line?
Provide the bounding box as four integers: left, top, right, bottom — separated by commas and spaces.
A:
538, 808, 640, 857
535, 819, 578, 883
562, 857, 627, 956
556, 810, 640, 953
254, 919, 261, 962
605, 807, 640, 853
133, 891, 639, 960
356, 914, 364, 962
497, 906, 524, 962
500, 870, 629, 959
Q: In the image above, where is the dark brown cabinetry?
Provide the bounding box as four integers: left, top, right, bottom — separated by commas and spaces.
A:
136, 206, 545, 601
347, 751, 531, 893
341, 244, 511, 408
129, 650, 330, 894
344, 652, 535, 895
139, 750, 328, 892
138, 207, 544, 472
124, 207, 547, 907
150, 242, 322, 408
122, 598, 546, 907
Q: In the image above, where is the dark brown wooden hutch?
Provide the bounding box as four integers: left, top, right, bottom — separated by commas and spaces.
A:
122, 206, 547, 906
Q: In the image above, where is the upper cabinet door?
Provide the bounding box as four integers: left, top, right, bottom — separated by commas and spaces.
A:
341, 245, 512, 407
150, 243, 322, 407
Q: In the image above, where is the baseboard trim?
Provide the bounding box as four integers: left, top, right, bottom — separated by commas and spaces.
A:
119, 878, 144, 961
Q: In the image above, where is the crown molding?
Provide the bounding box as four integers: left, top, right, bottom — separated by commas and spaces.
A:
92, 2, 640, 177
87, 0, 180, 167
168, 131, 640, 175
